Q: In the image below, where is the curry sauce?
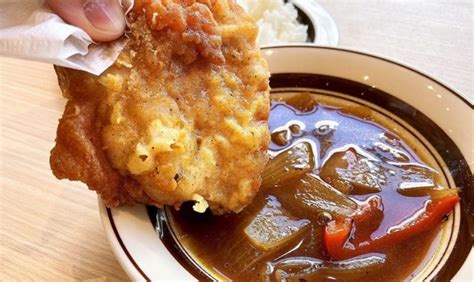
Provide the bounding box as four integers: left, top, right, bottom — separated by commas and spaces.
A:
161, 92, 456, 281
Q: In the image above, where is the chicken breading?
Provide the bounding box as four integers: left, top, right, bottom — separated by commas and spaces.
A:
50, 0, 270, 213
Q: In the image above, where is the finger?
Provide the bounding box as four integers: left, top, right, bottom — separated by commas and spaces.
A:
46, 0, 125, 42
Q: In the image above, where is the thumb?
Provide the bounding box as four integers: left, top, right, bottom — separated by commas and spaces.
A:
46, 0, 126, 42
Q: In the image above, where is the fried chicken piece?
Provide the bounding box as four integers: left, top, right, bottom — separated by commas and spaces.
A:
50, 0, 270, 213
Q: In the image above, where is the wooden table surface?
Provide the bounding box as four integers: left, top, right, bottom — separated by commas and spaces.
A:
1, 1, 472, 281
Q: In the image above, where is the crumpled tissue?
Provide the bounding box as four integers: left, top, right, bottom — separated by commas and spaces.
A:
0, 0, 133, 75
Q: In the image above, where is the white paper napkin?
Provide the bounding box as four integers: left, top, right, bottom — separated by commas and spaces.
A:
0, 0, 133, 75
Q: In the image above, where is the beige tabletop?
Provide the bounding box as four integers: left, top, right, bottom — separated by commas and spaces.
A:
1, 1, 472, 281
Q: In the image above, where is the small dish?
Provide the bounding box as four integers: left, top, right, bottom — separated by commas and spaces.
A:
99, 46, 473, 281
237, 0, 339, 46
291, 0, 339, 46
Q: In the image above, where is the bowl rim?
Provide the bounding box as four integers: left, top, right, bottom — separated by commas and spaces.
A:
99, 45, 473, 281
260, 44, 473, 107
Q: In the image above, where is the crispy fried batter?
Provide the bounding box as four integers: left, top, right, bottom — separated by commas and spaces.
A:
50, 0, 270, 213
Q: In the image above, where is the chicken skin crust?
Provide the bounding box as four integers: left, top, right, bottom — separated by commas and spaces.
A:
50, 0, 270, 213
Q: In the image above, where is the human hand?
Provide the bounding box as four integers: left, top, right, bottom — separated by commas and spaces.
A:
46, 0, 126, 42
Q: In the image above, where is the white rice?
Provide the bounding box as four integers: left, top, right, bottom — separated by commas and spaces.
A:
239, 0, 308, 45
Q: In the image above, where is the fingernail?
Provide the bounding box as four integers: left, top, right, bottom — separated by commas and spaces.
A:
84, 0, 125, 34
